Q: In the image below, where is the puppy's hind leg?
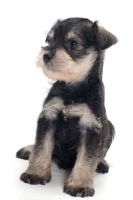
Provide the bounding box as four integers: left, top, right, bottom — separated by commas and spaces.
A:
96, 158, 109, 174
16, 145, 34, 160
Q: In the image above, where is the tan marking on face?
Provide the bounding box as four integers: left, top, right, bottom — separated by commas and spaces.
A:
36, 48, 98, 83
36, 50, 44, 67
67, 31, 77, 39
48, 30, 54, 39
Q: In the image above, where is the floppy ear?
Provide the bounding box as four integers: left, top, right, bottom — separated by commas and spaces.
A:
92, 21, 118, 50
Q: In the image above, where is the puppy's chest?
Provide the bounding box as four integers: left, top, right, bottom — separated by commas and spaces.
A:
62, 104, 83, 121
40, 97, 101, 130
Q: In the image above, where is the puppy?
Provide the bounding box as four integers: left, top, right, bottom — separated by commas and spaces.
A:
16, 18, 117, 197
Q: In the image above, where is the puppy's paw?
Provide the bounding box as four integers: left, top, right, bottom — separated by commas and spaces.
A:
96, 161, 109, 174
16, 145, 33, 160
63, 185, 95, 197
20, 172, 51, 185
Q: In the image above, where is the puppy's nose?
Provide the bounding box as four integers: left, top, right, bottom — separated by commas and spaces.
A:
43, 53, 54, 63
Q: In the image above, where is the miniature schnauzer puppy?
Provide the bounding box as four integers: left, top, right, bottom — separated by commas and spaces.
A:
16, 18, 117, 197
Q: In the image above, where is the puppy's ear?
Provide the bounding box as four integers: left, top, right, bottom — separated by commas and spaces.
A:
92, 21, 118, 50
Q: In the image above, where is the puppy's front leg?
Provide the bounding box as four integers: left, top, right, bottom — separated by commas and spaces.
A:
64, 131, 100, 197
20, 118, 55, 185
20, 98, 62, 185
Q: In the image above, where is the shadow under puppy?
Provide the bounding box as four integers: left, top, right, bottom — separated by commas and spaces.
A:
16, 18, 117, 197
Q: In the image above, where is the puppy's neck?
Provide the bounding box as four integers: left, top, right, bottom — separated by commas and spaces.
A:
66, 50, 105, 86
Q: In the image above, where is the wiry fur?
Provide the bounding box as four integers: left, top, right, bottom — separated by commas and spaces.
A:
16, 17, 117, 197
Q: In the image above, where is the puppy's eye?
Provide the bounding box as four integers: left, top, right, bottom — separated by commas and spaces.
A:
69, 40, 78, 50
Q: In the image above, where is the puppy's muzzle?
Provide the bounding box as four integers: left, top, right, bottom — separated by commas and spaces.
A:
43, 52, 54, 64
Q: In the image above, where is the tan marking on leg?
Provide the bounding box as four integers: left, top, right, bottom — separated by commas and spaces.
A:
78, 105, 102, 129
64, 137, 97, 189
23, 145, 34, 153
39, 97, 64, 120
98, 158, 108, 166
63, 104, 102, 130
25, 131, 54, 180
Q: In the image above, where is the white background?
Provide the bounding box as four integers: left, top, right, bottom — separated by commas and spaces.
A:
0, 0, 133, 199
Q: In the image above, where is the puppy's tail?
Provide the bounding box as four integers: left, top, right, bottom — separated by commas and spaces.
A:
16, 144, 33, 160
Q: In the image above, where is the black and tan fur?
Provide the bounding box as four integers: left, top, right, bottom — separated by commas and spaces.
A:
16, 18, 117, 197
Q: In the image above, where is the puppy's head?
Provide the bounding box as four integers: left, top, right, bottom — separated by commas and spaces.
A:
36, 18, 117, 83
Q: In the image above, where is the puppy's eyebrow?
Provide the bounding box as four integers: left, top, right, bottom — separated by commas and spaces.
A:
48, 30, 55, 39
67, 35, 83, 47
67, 31, 83, 44
45, 36, 50, 43
67, 31, 77, 39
